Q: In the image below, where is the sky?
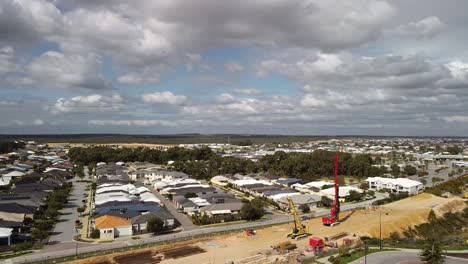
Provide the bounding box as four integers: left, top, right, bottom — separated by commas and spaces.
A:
1, 0, 468, 136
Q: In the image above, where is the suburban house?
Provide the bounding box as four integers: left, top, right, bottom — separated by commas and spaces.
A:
95, 201, 161, 216
320, 186, 364, 202
277, 194, 321, 210
95, 215, 132, 240
131, 211, 176, 234
199, 202, 243, 217
366, 177, 424, 195
0, 227, 13, 246
0, 203, 36, 222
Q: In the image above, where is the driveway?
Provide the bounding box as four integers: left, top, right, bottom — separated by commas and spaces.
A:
48, 180, 87, 244
150, 189, 198, 231
350, 251, 468, 264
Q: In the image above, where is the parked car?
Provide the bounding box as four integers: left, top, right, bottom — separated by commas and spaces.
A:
300, 215, 311, 221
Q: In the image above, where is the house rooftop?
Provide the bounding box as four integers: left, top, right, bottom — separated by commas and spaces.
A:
95, 215, 131, 229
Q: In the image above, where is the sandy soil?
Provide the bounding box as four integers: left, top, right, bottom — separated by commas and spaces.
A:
69, 193, 466, 264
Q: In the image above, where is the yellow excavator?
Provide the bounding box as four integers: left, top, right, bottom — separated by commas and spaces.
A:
286, 197, 310, 239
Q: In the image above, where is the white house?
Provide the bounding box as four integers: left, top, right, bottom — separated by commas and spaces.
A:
320, 186, 364, 202
366, 177, 424, 195
95, 215, 133, 240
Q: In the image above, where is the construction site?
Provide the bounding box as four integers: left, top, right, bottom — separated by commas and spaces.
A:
67, 155, 467, 264
67, 192, 466, 264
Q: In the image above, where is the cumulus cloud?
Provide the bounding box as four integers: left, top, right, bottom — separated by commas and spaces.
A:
28, 51, 110, 90
233, 88, 262, 95
0, 46, 17, 74
53, 94, 124, 113
225, 61, 244, 73
397, 16, 443, 39
142, 91, 189, 105
0, 0, 62, 45
214, 93, 235, 104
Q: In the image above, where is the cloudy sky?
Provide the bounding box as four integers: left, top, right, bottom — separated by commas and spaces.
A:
1, 0, 468, 136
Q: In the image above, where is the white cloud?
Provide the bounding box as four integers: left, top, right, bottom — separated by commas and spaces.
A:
28, 51, 110, 90
215, 93, 235, 104
443, 116, 468, 123
142, 91, 189, 105
0, 0, 63, 44
397, 16, 443, 39
225, 61, 244, 73
300, 95, 327, 108
0, 46, 17, 74
445, 61, 468, 80
33, 119, 44, 125
233, 88, 262, 95
53, 94, 124, 113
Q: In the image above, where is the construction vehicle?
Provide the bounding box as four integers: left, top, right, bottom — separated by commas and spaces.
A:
286, 196, 310, 239
245, 229, 256, 236
322, 154, 340, 226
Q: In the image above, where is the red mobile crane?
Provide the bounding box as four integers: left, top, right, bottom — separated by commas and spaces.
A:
322, 153, 340, 226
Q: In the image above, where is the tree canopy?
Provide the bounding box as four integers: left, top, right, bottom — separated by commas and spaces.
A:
69, 147, 383, 181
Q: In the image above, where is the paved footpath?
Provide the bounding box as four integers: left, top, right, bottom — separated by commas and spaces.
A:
350, 251, 468, 264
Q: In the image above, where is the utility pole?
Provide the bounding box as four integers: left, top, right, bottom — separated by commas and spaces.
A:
379, 209, 382, 250
364, 241, 368, 264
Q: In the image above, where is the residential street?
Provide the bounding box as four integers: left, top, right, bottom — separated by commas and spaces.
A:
150, 189, 198, 231
48, 180, 87, 244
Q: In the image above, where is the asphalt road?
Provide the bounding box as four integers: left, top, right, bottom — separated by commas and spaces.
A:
47, 180, 87, 244
350, 251, 468, 264
150, 188, 198, 231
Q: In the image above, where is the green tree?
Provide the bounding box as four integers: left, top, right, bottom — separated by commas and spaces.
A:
240, 198, 264, 220
391, 164, 400, 177
446, 145, 461, 155
90, 228, 100, 239
359, 182, 369, 190
77, 207, 85, 215
320, 196, 333, 207
404, 165, 417, 176
345, 190, 363, 202
32, 228, 49, 242
418, 210, 446, 264
147, 217, 165, 234
299, 204, 310, 213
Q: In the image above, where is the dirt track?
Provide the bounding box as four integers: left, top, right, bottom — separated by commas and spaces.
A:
69, 193, 466, 264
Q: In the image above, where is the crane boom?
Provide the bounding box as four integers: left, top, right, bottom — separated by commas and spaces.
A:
286, 196, 310, 239
322, 153, 340, 226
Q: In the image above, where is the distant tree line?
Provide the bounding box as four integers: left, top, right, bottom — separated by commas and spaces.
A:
0, 141, 25, 154
68, 146, 215, 164
69, 146, 384, 182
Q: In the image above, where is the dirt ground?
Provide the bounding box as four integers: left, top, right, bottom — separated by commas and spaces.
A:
69, 193, 466, 264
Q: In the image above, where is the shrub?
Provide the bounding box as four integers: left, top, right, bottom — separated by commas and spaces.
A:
90, 228, 100, 239
299, 204, 310, 213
